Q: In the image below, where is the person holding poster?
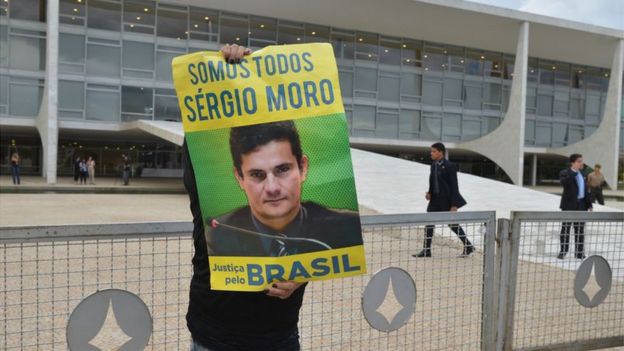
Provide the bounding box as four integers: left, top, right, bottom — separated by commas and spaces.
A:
175, 43, 366, 351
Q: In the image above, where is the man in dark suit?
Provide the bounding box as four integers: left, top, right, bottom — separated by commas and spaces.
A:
558, 153, 593, 260
413, 142, 474, 258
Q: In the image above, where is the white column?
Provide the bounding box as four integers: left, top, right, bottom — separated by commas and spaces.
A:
551, 39, 623, 189
35, 0, 59, 184
457, 22, 529, 185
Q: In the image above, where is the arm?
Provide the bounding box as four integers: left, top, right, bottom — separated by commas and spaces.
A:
448, 163, 462, 208
559, 169, 576, 187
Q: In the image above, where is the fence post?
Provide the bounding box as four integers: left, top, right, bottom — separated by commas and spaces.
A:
498, 215, 521, 351
482, 213, 498, 351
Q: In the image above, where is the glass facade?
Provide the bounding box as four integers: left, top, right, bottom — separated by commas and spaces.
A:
0, 0, 619, 151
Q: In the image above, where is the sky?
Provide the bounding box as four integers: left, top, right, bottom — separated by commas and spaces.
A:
466, 0, 624, 31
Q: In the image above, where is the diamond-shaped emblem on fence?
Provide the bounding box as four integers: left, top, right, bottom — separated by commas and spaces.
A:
88, 299, 133, 351
375, 274, 404, 325
362, 267, 416, 332
581, 263, 602, 303
574, 256, 612, 308
67, 289, 153, 351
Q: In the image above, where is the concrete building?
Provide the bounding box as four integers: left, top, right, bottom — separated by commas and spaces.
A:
1, 0, 622, 187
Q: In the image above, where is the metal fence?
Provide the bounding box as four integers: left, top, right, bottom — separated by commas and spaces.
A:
300, 212, 497, 351
0, 222, 195, 350
1, 211, 623, 351
498, 211, 624, 351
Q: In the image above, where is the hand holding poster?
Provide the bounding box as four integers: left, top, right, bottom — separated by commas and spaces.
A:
172, 43, 366, 291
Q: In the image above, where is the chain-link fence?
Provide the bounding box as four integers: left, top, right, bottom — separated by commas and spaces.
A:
2, 211, 622, 351
299, 212, 497, 351
0, 223, 194, 350
500, 211, 624, 351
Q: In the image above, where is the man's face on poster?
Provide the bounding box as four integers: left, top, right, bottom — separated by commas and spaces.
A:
234, 140, 309, 228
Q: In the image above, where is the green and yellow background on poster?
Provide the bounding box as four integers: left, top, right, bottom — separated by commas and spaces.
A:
172, 43, 366, 291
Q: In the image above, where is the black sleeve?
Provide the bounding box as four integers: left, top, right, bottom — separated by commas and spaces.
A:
448, 163, 462, 207
182, 141, 207, 246
559, 169, 575, 186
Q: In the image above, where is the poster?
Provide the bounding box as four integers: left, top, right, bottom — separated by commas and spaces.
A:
172, 43, 366, 291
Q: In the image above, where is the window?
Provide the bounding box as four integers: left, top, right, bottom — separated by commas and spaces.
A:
355, 32, 378, 62
376, 112, 398, 138
554, 63, 571, 87
539, 61, 555, 85
399, 109, 420, 139
87, 40, 121, 77
483, 83, 501, 110
465, 51, 484, 76
58, 80, 84, 119
9, 29, 46, 71
527, 58, 538, 82
526, 86, 537, 113
122, 86, 153, 121
401, 40, 422, 67
0, 75, 7, 115
0, 25, 8, 67
537, 94, 553, 116
277, 21, 304, 45
442, 113, 461, 138
464, 84, 482, 110
535, 122, 552, 146
156, 46, 185, 82
481, 117, 500, 134
220, 14, 248, 46
156, 5, 187, 39
189, 8, 218, 42
86, 84, 120, 121
423, 46, 445, 72
305, 25, 329, 43
525, 119, 536, 144
59, 33, 85, 73
585, 93, 601, 120
568, 126, 583, 144
445, 46, 464, 73
123, 0, 155, 34
552, 123, 567, 146
553, 90, 569, 116
60, 0, 85, 25
443, 78, 462, 106
154, 89, 180, 121
123, 41, 154, 79
483, 52, 502, 78
354, 66, 377, 92
503, 55, 515, 80
570, 94, 584, 119
88, 0, 121, 31
423, 78, 442, 106
353, 105, 375, 131
338, 70, 353, 98
378, 74, 400, 102
9, 0, 45, 22
9, 78, 44, 117
462, 117, 481, 141
249, 17, 276, 47
421, 114, 442, 140
379, 38, 401, 66
400, 73, 421, 98
331, 31, 354, 60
